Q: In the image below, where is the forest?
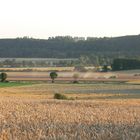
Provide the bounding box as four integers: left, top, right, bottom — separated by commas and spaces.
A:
0, 35, 140, 65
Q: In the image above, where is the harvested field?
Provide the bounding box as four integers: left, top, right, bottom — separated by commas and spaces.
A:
5, 71, 140, 82
1, 83, 140, 98
0, 67, 75, 72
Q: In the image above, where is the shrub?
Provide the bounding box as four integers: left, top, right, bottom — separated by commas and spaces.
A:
54, 93, 68, 100
134, 73, 140, 76
54, 93, 74, 100
73, 73, 79, 83
109, 75, 117, 79
73, 80, 79, 84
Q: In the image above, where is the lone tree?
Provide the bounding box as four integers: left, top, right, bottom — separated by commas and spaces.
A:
73, 73, 79, 83
0, 72, 7, 82
50, 71, 58, 83
102, 65, 108, 72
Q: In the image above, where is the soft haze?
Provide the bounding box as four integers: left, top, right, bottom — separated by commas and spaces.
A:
0, 0, 140, 39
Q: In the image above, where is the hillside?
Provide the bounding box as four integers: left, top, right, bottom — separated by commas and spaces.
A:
0, 35, 140, 65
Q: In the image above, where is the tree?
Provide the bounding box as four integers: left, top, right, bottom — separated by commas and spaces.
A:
79, 55, 91, 66
102, 65, 108, 72
111, 58, 140, 71
0, 72, 7, 82
50, 71, 58, 83
73, 73, 79, 83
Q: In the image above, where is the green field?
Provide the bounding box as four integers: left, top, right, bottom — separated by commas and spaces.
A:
0, 82, 34, 87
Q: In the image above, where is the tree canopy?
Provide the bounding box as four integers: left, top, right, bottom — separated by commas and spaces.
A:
0, 35, 140, 65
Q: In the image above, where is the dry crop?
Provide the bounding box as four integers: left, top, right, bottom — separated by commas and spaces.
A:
0, 84, 139, 140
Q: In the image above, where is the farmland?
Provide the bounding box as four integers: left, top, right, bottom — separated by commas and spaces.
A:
0, 68, 140, 140
0, 82, 34, 88
0, 82, 140, 140
3, 70, 140, 83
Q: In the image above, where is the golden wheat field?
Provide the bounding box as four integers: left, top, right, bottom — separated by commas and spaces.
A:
0, 83, 140, 140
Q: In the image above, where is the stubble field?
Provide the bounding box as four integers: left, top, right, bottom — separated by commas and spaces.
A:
5, 70, 140, 82
0, 83, 140, 140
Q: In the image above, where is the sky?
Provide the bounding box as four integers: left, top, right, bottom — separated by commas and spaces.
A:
0, 0, 140, 39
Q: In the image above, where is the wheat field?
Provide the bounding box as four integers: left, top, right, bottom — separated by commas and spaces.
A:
0, 83, 140, 140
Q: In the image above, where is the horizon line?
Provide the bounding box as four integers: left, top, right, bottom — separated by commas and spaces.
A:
0, 34, 140, 40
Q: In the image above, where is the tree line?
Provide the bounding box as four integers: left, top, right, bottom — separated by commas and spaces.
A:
112, 58, 140, 71
0, 35, 140, 66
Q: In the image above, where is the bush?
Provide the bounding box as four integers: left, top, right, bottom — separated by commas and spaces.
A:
73, 73, 79, 83
73, 80, 79, 84
109, 75, 117, 79
54, 93, 68, 100
54, 93, 74, 100
134, 73, 140, 76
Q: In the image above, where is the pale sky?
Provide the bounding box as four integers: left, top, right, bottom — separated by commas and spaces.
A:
0, 0, 140, 39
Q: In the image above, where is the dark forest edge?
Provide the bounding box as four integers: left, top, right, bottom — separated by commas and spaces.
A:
0, 34, 140, 66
